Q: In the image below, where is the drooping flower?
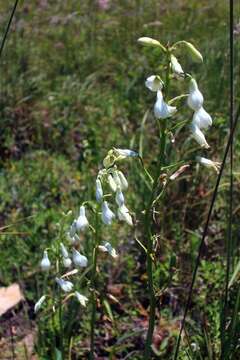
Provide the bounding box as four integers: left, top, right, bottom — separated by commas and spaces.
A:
75, 291, 88, 307
55, 277, 74, 292
115, 188, 125, 206
196, 156, 221, 173
40, 250, 51, 271
187, 78, 204, 111
76, 206, 89, 232
114, 148, 138, 158
101, 201, 115, 225
145, 75, 163, 92
98, 242, 118, 258
190, 123, 210, 149
117, 170, 128, 190
118, 204, 133, 226
63, 257, 72, 268
72, 248, 88, 268
96, 178, 103, 203
170, 55, 184, 76
60, 243, 69, 258
107, 174, 117, 192
34, 295, 46, 313
154, 91, 177, 119
112, 170, 122, 187
192, 107, 212, 130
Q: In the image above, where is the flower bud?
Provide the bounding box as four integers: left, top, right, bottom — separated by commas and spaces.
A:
96, 178, 103, 203
75, 291, 88, 307
72, 248, 88, 268
114, 148, 138, 158
187, 78, 204, 111
107, 174, 117, 192
69, 220, 77, 237
117, 204, 133, 226
137, 37, 166, 52
145, 75, 163, 92
60, 243, 69, 258
55, 277, 73, 292
154, 91, 177, 119
117, 171, 128, 190
34, 295, 46, 313
76, 206, 89, 232
63, 257, 72, 268
170, 55, 184, 76
40, 250, 51, 272
98, 242, 118, 258
101, 201, 115, 225
115, 188, 125, 206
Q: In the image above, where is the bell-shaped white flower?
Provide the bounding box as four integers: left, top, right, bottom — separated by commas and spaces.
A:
192, 107, 212, 130
63, 257, 72, 268
107, 174, 117, 192
190, 123, 210, 149
117, 170, 128, 190
98, 242, 118, 258
72, 248, 88, 268
196, 156, 221, 173
154, 91, 177, 119
114, 148, 138, 158
118, 204, 133, 226
115, 188, 125, 206
101, 201, 115, 225
76, 206, 89, 232
145, 75, 163, 92
170, 55, 184, 76
55, 277, 73, 292
60, 243, 69, 258
34, 295, 46, 313
75, 291, 88, 307
96, 178, 103, 203
187, 78, 204, 111
40, 250, 51, 271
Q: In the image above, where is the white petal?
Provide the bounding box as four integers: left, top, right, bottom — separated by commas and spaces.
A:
101, 201, 115, 225
192, 107, 212, 130
187, 79, 204, 111
72, 249, 88, 268
190, 123, 210, 149
154, 91, 177, 119
117, 204, 133, 226
145, 75, 163, 92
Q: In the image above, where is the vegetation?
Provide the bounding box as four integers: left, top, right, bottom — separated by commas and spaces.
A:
0, 1, 239, 359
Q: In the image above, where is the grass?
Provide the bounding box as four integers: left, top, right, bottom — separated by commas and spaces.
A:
0, 0, 239, 358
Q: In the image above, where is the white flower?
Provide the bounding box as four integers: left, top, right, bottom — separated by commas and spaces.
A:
107, 174, 117, 192
118, 204, 133, 226
145, 75, 163, 92
34, 295, 46, 313
192, 107, 212, 130
196, 156, 221, 173
76, 206, 89, 232
98, 242, 118, 258
170, 55, 184, 76
96, 178, 103, 203
75, 291, 88, 307
60, 243, 69, 258
63, 257, 72, 268
55, 277, 73, 292
154, 91, 177, 119
115, 188, 125, 206
101, 201, 115, 225
190, 123, 210, 149
72, 248, 88, 268
117, 171, 128, 190
187, 78, 204, 111
40, 250, 51, 271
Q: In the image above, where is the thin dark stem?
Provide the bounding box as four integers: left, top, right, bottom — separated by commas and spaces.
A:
0, 0, 19, 60
173, 104, 240, 360
221, 0, 234, 357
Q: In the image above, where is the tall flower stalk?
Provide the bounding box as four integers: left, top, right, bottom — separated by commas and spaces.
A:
138, 36, 218, 358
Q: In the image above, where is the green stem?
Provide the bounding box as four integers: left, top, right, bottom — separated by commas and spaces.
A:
90, 210, 100, 359
144, 52, 170, 359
